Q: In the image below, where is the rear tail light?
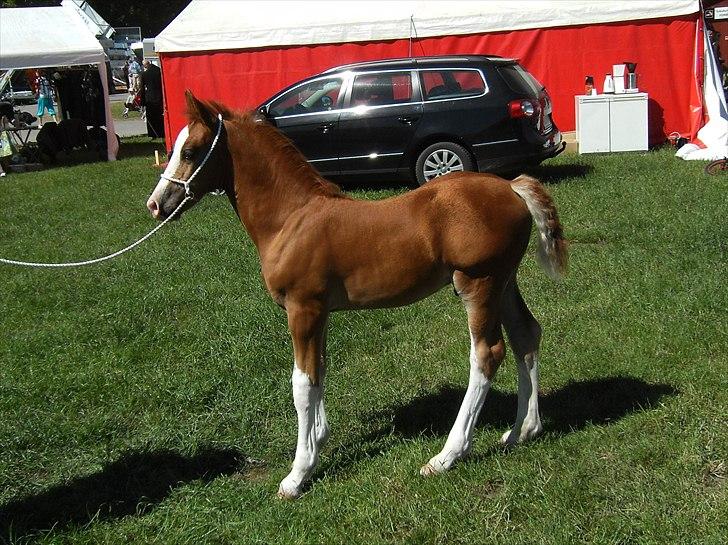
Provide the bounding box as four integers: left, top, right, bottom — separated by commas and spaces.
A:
508, 99, 539, 119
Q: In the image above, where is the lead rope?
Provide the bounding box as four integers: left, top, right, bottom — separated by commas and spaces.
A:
0, 115, 224, 269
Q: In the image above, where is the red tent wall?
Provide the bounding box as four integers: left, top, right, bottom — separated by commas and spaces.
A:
160, 14, 699, 150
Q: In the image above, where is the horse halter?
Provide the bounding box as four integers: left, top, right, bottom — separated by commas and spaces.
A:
160, 113, 225, 200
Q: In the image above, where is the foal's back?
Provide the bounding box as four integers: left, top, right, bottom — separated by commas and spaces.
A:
265, 172, 533, 309
320, 172, 533, 265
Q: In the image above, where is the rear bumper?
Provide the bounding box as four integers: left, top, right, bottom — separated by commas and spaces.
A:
548, 140, 567, 158
474, 129, 564, 172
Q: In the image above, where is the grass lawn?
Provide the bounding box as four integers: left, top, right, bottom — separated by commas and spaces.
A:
0, 144, 726, 544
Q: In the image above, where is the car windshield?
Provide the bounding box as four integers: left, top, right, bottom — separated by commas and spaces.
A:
269, 77, 343, 117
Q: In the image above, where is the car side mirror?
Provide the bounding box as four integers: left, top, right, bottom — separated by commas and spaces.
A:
258, 105, 271, 117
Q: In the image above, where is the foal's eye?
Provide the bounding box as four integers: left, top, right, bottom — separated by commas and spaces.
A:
182, 149, 194, 161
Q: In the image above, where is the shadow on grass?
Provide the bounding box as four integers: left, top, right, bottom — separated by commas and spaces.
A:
12, 139, 165, 173
0, 447, 250, 542
520, 162, 594, 184
117, 139, 167, 161
323, 376, 676, 475
37, 148, 108, 168
387, 375, 676, 437
330, 160, 594, 192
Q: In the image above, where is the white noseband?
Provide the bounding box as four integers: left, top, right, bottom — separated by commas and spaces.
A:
160, 113, 225, 199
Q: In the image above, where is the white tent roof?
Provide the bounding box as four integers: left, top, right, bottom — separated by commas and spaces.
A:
156, 0, 699, 54
61, 0, 115, 41
0, 5, 118, 161
0, 5, 106, 70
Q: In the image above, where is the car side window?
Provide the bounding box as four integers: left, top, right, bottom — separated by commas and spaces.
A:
350, 71, 413, 107
420, 70, 486, 101
269, 77, 343, 117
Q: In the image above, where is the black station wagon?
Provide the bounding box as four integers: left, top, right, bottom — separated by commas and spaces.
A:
258, 55, 564, 185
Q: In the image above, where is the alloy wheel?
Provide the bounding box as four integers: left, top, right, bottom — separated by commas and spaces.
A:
422, 149, 465, 181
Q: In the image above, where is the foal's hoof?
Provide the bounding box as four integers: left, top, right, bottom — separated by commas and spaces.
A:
277, 476, 304, 500
420, 456, 450, 477
277, 484, 302, 500
277, 489, 300, 500
419, 463, 440, 477
500, 422, 543, 446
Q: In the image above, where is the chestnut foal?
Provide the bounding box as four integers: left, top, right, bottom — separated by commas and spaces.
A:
147, 92, 567, 499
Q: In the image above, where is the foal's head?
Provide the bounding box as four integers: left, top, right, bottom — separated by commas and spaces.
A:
147, 91, 231, 220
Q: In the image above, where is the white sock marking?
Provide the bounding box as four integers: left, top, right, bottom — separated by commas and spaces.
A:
425, 333, 491, 473
502, 351, 542, 444
278, 364, 327, 498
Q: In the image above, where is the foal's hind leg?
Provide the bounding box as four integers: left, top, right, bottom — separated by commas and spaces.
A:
421, 273, 506, 476
500, 279, 543, 445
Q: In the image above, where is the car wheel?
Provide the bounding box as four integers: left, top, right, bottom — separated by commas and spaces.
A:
415, 142, 475, 185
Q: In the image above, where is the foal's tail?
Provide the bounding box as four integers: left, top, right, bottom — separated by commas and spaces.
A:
510, 174, 568, 281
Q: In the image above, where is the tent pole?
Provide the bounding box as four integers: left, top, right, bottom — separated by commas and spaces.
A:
409, 15, 414, 58
96, 60, 118, 161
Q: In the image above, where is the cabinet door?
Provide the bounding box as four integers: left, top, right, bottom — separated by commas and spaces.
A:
609, 96, 648, 152
577, 97, 610, 153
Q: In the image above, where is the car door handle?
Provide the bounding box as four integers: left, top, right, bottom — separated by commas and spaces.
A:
317, 123, 335, 133
397, 116, 419, 125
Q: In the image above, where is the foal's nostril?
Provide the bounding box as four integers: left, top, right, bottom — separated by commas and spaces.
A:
147, 198, 160, 217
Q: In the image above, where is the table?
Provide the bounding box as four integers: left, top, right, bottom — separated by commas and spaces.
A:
1, 124, 40, 147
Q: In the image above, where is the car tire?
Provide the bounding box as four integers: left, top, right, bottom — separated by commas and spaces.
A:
414, 142, 475, 185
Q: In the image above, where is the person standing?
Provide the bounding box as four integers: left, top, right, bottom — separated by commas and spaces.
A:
141, 59, 165, 138
35, 70, 57, 127
127, 56, 142, 94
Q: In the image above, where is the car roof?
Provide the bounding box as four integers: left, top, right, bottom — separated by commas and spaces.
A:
321, 55, 517, 74
259, 54, 520, 107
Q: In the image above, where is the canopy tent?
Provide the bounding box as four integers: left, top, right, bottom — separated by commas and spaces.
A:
676, 18, 728, 160
156, 0, 703, 150
0, 5, 118, 160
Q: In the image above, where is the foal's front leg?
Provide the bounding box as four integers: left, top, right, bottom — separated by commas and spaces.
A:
277, 304, 329, 499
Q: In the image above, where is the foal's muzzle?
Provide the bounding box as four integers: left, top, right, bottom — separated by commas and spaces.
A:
146, 179, 189, 220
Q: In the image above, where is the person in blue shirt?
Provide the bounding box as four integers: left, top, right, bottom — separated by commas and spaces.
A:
128, 56, 142, 94
35, 70, 57, 127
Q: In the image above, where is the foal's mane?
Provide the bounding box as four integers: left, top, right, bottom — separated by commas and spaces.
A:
189, 99, 348, 199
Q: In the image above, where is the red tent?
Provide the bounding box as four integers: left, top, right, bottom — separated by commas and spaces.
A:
156, 0, 703, 149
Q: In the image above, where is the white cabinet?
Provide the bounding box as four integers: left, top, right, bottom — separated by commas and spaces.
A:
575, 93, 648, 154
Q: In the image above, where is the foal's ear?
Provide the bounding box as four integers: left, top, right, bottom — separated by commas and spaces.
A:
185, 89, 217, 129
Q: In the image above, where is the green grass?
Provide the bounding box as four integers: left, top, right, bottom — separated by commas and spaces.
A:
0, 145, 726, 544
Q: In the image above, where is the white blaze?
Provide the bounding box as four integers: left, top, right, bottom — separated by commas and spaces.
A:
161, 125, 190, 183
148, 125, 190, 205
